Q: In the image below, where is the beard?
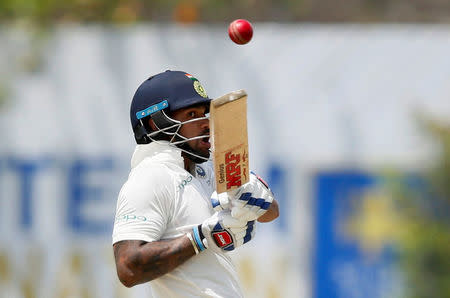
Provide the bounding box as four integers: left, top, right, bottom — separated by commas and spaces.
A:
179, 142, 210, 164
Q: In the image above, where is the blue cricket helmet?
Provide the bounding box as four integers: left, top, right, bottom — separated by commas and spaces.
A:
130, 70, 211, 143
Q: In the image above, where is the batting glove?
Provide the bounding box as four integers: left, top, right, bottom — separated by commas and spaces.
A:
191, 210, 255, 253
230, 172, 274, 222
209, 172, 274, 221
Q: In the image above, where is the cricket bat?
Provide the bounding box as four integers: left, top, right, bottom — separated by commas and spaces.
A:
210, 89, 249, 194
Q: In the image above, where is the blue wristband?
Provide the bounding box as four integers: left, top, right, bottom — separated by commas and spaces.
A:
193, 226, 206, 251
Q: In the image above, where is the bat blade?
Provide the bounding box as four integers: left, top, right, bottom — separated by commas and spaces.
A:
210, 90, 249, 194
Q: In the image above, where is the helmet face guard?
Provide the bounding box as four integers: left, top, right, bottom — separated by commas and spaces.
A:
137, 106, 210, 163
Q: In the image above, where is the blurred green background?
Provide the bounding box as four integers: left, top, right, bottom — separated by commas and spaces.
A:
385, 121, 450, 298
1, 0, 450, 25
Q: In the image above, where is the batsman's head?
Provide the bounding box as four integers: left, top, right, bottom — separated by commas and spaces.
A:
130, 70, 212, 163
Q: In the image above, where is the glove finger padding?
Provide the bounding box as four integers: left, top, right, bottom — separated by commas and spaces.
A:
233, 221, 256, 247
198, 211, 256, 253
230, 172, 274, 221
210, 191, 231, 212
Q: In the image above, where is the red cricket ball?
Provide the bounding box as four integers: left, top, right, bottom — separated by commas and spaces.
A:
228, 19, 253, 45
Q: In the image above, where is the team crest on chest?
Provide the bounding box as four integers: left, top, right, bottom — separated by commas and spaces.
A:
196, 165, 206, 178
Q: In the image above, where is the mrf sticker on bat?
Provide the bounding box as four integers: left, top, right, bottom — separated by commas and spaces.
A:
218, 149, 248, 190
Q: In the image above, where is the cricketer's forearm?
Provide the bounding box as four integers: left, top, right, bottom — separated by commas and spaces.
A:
113, 236, 195, 287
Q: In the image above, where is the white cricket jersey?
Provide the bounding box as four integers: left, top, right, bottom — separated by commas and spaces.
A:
112, 141, 243, 298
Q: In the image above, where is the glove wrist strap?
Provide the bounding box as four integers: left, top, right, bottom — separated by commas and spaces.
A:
192, 225, 206, 252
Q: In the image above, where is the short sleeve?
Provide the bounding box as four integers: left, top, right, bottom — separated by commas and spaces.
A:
112, 164, 174, 244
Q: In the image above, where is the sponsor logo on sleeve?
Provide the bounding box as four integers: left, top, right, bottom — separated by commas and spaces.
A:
178, 175, 193, 190
115, 214, 148, 223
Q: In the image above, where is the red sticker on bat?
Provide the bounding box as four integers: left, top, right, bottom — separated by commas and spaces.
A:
254, 173, 269, 189
225, 152, 242, 189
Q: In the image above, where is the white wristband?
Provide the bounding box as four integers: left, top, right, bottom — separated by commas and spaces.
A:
186, 232, 199, 255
